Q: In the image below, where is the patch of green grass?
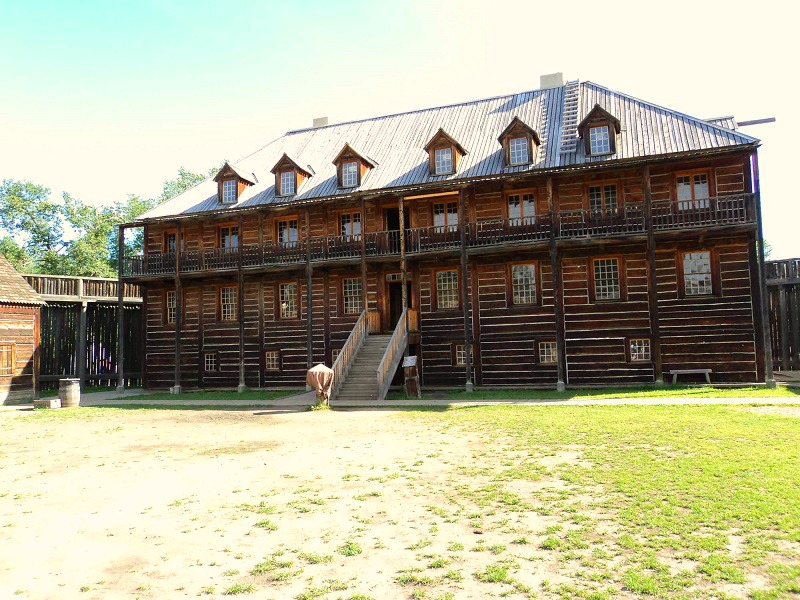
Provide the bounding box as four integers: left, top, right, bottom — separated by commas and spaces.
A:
474, 562, 512, 584
121, 389, 300, 401
253, 519, 278, 531
337, 540, 362, 556
298, 552, 333, 564
407, 537, 433, 550
222, 582, 256, 595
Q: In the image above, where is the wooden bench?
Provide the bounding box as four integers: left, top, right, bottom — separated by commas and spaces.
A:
668, 369, 712, 384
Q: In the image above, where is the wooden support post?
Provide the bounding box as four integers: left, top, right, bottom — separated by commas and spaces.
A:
77, 300, 87, 390
237, 215, 246, 393
643, 166, 664, 385
305, 209, 314, 371
172, 221, 182, 394
361, 196, 368, 312
399, 195, 407, 337
752, 153, 776, 386
548, 177, 566, 391
116, 226, 126, 393
792, 288, 800, 370
459, 189, 473, 392
779, 286, 790, 371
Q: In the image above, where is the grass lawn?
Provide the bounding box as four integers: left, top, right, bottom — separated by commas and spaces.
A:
120, 389, 302, 401
387, 385, 800, 401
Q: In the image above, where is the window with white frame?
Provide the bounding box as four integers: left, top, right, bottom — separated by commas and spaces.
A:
220, 286, 237, 321
436, 270, 459, 310
454, 344, 470, 366
683, 251, 713, 296
538, 341, 557, 364
341, 161, 359, 187
265, 350, 280, 371
593, 258, 621, 301
277, 219, 299, 246
280, 170, 295, 196
589, 124, 611, 155
340, 212, 361, 238
677, 173, 710, 210
508, 136, 530, 165
507, 193, 536, 224
221, 179, 237, 204
165, 290, 177, 324
0, 343, 15, 376
204, 352, 218, 372
433, 201, 459, 232
511, 263, 536, 305
434, 147, 453, 174
279, 282, 298, 318
342, 278, 362, 315
219, 225, 239, 249
588, 184, 618, 217
630, 339, 651, 362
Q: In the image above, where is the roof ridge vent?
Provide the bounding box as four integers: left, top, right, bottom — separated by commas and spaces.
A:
559, 80, 581, 154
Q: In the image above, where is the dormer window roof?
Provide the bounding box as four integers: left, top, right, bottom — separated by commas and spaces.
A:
212, 161, 257, 205
423, 128, 467, 176
270, 153, 313, 198
332, 143, 376, 189
577, 104, 622, 156
497, 116, 540, 166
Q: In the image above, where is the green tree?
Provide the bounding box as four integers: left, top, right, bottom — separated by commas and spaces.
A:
0, 236, 32, 272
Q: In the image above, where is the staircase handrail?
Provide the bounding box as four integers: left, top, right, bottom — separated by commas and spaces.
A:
376, 308, 415, 401
330, 309, 377, 403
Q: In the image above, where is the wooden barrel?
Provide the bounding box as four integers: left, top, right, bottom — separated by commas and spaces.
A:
59, 379, 81, 408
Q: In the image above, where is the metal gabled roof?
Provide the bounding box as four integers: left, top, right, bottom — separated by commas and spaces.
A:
139, 80, 759, 220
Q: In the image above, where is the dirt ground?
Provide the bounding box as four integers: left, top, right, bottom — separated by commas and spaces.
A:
0, 407, 575, 600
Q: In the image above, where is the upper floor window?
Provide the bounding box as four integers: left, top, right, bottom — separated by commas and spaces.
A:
593, 258, 621, 301
332, 143, 375, 189
220, 286, 237, 321
589, 125, 611, 155
424, 128, 467, 176
508, 137, 530, 165
342, 161, 359, 187
436, 269, 459, 310
511, 263, 537, 305
682, 251, 713, 296
434, 147, 453, 175
677, 173, 710, 210
165, 290, 177, 324
433, 201, 459, 232
497, 116, 539, 167
280, 171, 296, 196
219, 226, 239, 249
340, 212, 361, 238
588, 184, 618, 217
164, 231, 177, 254
507, 192, 536, 224
578, 104, 621, 156
221, 179, 237, 204
276, 218, 299, 246
271, 153, 312, 198
0, 343, 16, 376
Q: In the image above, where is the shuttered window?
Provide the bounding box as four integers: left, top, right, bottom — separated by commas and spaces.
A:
0, 344, 15, 376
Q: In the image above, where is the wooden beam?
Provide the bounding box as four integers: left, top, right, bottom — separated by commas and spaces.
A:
779, 286, 790, 371
752, 152, 776, 386
470, 259, 482, 386
305, 209, 313, 370
361, 197, 368, 312
237, 215, 246, 392
116, 225, 126, 393
400, 195, 407, 334
173, 221, 182, 394
643, 165, 663, 384
459, 188, 473, 392
77, 301, 87, 390
548, 177, 566, 391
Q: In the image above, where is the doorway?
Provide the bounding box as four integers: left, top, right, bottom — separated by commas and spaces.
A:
386, 279, 413, 331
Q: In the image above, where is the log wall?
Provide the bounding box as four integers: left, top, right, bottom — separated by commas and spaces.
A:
0, 305, 38, 404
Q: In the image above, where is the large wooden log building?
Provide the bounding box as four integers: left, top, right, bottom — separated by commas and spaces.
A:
119, 75, 773, 397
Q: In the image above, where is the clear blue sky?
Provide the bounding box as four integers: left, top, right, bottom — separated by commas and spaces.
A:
1, 0, 795, 257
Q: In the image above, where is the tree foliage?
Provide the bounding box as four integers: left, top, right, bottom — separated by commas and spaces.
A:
0, 167, 211, 276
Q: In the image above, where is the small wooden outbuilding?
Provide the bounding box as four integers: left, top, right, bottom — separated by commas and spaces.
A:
0, 254, 44, 404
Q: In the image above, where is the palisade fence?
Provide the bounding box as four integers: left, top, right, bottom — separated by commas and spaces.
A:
24, 275, 143, 391
765, 259, 800, 372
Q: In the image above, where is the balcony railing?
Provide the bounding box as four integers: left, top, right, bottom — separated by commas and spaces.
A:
122, 194, 754, 277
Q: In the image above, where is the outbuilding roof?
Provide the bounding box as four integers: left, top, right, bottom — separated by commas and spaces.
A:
139, 80, 759, 220
0, 255, 45, 306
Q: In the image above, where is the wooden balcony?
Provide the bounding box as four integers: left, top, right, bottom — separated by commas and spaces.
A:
24, 274, 141, 301
121, 194, 755, 278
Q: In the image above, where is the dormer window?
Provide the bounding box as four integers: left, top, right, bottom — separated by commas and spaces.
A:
434, 147, 453, 174
271, 153, 313, 198
280, 170, 295, 196
577, 104, 621, 157
212, 161, 257, 205
497, 117, 539, 167
222, 179, 237, 204
424, 128, 467, 176
332, 144, 376, 189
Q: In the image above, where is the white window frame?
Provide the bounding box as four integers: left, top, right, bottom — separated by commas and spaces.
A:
630, 339, 651, 362
342, 278, 362, 315
279, 282, 298, 319
511, 263, 537, 305
220, 286, 237, 321
264, 350, 281, 371
221, 179, 237, 204
280, 170, 295, 196
204, 352, 218, 372
165, 290, 177, 324
436, 270, 459, 310
683, 251, 713, 296
589, 125, 611, 155
538, 341, 557, 365
434, 147, 453, 175
593, 258, 621, 301
341, 161, 359, 187
508, 136, 530, 165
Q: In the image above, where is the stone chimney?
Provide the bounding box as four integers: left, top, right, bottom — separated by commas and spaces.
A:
540, 73, 564, 89
313, 116, 329, 128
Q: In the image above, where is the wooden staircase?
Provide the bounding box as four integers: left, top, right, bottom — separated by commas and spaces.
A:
335, 335, 393, 401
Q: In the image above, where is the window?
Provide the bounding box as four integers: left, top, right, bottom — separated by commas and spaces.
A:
677, 173, 710, 210
589, 125, 611, 155
434, 147, 453, 175
511, 264, 537, 305
0, 343, 15, 376
508, 136, 530, 165
630, 339, 651, 362
538, 341, 557, 365
165, 290, 177, 324
280, 170, 295, 196
204, 352, 218, 372
221, 179, 237, 204
265, 350, 281, 371
342, 278, 362, 315
340, 212, 362, 238
433, 201, 459, 232
219, 226, 239, 249
588, 184, 618, 217
341, 161, 359, 187
164, 232, 177, 254
279, 282, 298, 319
331, 348, 340, 365
507, 193, 536, 224
683, 251, 713, 296
276, 219, 299, 246
454, 344, 468, 366
593, 258, 621, 301
436, 270, 459, 310
220, 286, 237, 321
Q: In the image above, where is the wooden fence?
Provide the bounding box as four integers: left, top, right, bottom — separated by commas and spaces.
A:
766, 259, 800, 372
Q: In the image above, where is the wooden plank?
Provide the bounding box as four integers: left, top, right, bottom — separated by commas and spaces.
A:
459, 188, 472, 388
643, 165, 663, 383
